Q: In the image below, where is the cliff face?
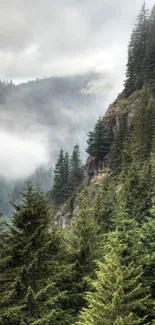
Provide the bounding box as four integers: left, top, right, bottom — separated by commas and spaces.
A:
104, 91, 140, 135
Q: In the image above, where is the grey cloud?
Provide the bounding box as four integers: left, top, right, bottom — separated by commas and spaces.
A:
0, 0, 154, 82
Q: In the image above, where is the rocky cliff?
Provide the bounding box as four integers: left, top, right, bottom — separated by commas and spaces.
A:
104, 91, 140, 135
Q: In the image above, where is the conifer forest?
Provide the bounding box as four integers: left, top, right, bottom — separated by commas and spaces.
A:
1, 1, 155, 325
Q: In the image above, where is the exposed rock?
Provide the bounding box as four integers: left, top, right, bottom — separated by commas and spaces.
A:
53, 203, 71, 228
85, 155, 100, 176
91, 169, 109, 184
104, 90, 140, 135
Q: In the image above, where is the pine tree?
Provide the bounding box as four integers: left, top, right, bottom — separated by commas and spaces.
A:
142, 209, 155, 302
145, 5, 155, 87
69, 144, 84, 191
0, 185, 69, 325
86, 117, 111, 166
117, 163, 152, 225
124, 29, 137, 97
62, 152, 71, 199
125, 88, 155, 164
52, 149, 65, 204
94, 173, 116, 233
64, 197, 102, 322
124, 2, 149, 96
109, 117, 128, 175
76, 228, 151, 325
134, 2, 149, 89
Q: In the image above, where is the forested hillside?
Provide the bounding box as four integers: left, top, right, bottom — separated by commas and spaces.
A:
1, 2, 155, 325
0, 72, 105, 217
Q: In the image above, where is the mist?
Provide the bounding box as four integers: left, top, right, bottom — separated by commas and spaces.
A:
0, 73, 119, 182
0, 129, 49, 180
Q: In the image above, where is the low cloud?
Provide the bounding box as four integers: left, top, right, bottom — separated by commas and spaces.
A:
0, 0, 154, 83
0, 129, 49, 180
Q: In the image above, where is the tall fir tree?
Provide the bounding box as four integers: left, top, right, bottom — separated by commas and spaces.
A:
134, 2, 149, 89
145, 5, 155, 87
117, 163, 152, 225
86, 117, 111, 166
124, 88, 155, 164
64, 197, 102, 322
63, 151, 71, 199
76, 228, 151, 325
52, 149, 65, 204
109, 117, 128, 175
0, 185, 69, 325
69, 144, 84, 191
124, 29, 137, 97
94, 173, 116, 233
124, 2, 149, 96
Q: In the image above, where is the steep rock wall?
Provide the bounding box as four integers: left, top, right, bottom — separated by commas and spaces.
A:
104, 91, 140, 135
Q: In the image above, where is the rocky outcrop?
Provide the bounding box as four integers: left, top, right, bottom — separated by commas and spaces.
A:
104, 91, 140, 135
53, 203, 71, 228
85, 155, 100, 176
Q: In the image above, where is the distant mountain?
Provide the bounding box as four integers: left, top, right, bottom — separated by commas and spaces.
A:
0, 72, 111, 217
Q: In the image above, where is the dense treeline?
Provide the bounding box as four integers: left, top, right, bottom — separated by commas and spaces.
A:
1, 146, 155, 323
124, 3, 155, 96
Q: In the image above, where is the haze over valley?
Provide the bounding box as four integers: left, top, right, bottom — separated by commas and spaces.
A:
0, 0, 154, 215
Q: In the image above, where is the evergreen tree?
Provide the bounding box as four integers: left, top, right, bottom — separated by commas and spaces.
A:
52, 146, 84, 204
109, 117, 128, 175
145, 5, 155, 87
142, 210, 155, 302
86, 117, 112, 167
124, 29, 137, 97
94, 173, 116, 233
52, 149, 65, 204
124, 2, 149, 96
134, 2, 149, 89
124, 89, 155, 164
117, 163, 152, 225
0, 185, 68, 325
76, 228, 151, 325
62, 152, 71, 199
69, 144, 84, 191
64, 197, 101, 322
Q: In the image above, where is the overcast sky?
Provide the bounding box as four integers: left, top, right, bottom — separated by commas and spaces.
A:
0, 0, 154, 84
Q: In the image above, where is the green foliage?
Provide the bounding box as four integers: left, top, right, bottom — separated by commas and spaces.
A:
109, 117, 128, 175
117, 163, 152, 225
145, 5, 155, 88
0, 185, 69, 325
94, 173, 116, 233
2, 4, 155, 322
86, 117, 112, 162
52, 145, 84, 205
121, 88, 155, 170
124, 3, 155, 96
76, 229, 150, 325
130, 94, 155, 162
69, 144, 84, 190
64, 197, 102, 322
